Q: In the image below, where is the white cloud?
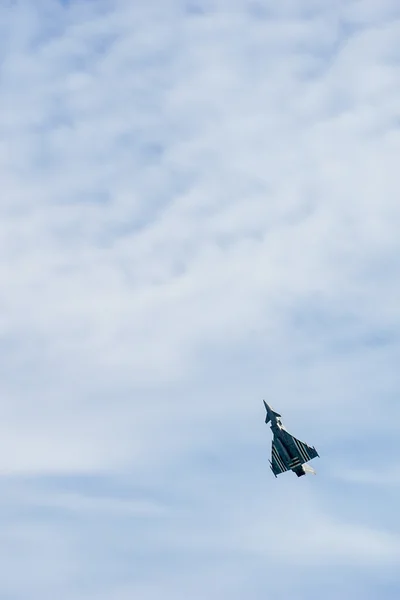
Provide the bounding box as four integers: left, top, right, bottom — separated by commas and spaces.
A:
1, 0, 400, 597
334, 466, 400, 486
0, 519, 78, 597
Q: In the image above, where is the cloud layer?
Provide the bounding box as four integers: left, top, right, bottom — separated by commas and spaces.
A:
0, 0, 400, 598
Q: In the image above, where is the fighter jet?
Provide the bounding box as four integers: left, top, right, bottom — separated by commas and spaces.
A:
263, 401, 319, 477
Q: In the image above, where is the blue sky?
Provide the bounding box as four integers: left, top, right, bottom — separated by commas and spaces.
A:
0, 0, 400, 597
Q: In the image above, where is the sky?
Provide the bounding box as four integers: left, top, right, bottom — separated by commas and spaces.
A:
0, 0, 400, 598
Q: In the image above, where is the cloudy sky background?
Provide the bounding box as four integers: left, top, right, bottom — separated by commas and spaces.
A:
0, 0, 400, 597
